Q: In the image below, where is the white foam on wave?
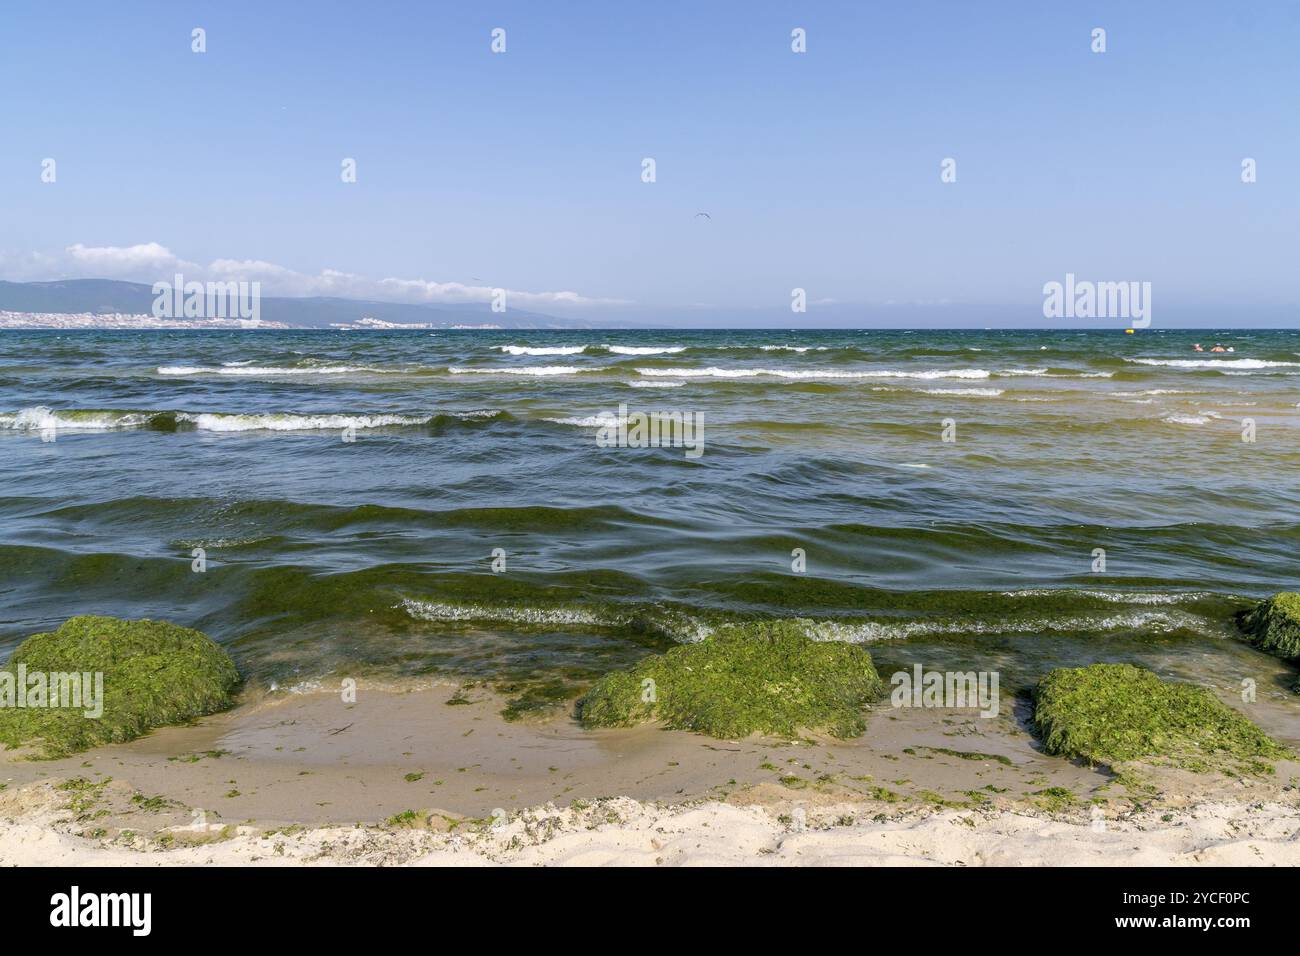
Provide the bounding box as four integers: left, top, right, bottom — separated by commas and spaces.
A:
158, 365, 382, 376
1000, 588, 1212, 606
183, 412, 433, 432
396, 600, 1220, 647
448, 365, 588, 376
544, 413, 621, 428
818, 609, 1216, 643
498, 345, 587, 356
0, 407, 503, 434
604, 345, 686, 355
634, 366, 993, 380
0, 406, 155, 430
917, 387, 1005, 397
875, 368, 992, 380
399, 598, 716, 643
400, 598, 611, 629
1130, 358, 1300, 370
625, 380, 685, 388
1163, 413, 1212, 425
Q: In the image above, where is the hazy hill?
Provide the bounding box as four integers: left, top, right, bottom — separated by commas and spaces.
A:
0, 279, 596, 329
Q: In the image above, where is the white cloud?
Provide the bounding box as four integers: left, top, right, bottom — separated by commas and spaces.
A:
0, 249, 62, 281
0, 242, 627, 308
65, 242, 197, 275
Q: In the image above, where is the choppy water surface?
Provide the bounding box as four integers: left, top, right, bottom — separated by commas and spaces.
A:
3, 328, 1299, 708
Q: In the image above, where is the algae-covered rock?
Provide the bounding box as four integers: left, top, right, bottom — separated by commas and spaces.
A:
1033, 663, 1287, 775
0, 616, 240, 759
1237, 592, 1300, 662
578, 621, 883, 739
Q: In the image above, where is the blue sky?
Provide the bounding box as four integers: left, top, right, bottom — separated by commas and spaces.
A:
1, 0, 1297, 324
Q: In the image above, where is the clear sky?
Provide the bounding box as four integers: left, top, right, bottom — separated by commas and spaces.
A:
1, 1, 1297, 324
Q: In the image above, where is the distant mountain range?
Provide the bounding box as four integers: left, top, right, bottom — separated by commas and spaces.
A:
5, 279, 1294, 330
0, 279, 597, 329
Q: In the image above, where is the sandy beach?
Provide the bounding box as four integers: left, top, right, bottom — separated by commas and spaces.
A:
3, 683, 1298, 866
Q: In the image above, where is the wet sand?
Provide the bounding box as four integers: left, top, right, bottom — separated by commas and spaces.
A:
2, 681, 1299, 865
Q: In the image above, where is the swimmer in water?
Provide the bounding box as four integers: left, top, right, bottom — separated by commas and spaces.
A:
1210, 343, 1227, 352
1192, 343, 1204, 352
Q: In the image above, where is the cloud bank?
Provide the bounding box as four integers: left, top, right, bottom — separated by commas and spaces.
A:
1, 243, 627, 310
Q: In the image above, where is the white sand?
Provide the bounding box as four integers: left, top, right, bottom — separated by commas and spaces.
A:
4, 785, 1298, 867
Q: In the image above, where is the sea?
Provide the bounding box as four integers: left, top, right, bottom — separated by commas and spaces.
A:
3, 327, 1299, 712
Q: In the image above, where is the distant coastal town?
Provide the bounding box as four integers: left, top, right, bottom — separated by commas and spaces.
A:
0, 310, 288, 330
0, 311, 505, 331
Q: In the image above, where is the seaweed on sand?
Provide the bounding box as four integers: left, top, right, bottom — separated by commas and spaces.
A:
1033, 663, 1286, 776
0, 616, 240, 759
577, 620, 882, 739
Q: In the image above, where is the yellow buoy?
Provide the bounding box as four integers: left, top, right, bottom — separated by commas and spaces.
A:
1124, 328, 1135, 334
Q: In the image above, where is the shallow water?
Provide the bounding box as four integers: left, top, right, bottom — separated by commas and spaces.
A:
2, 328, 1299, 706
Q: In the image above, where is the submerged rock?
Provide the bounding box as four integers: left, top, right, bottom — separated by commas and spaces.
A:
1033, 663, 1286, 775
577, 620, 883, 739
0, 616, 240, 759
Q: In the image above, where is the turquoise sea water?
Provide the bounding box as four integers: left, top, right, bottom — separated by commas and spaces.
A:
2, 328, 1299, 708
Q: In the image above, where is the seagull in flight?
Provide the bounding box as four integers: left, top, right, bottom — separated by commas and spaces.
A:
694, 212, 711, 220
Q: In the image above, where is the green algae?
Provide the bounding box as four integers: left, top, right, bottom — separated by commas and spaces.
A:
0, 616, 240, 759
1031, 786, 1078, 813
130, 793, 173, 812
168, 749, 229, 763
577, 621, 883, 740
916, 789, 967, 808
1033, 663, 1287, 775
385, 809, 421, 828
920, 746, 1014, 767
56, 776, 111, 817
498, 678, 581, 722
1238, 593, 1300, 688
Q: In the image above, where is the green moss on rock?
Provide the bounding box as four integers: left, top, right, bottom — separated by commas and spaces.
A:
1033, 663, 1286, 775
1238, 592, 1300, 662
0, 616, 240, 759
577, 621, 883, 739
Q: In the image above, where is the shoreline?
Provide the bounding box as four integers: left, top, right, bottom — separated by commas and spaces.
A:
8, 788, 1300, 867
3, 682, 1298, 866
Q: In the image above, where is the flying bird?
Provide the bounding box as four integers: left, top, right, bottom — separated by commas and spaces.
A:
694, 212, 711, 220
